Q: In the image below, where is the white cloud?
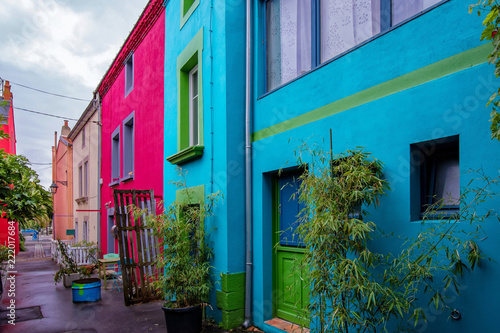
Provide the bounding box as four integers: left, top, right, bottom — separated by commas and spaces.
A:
0, 0, 148, 188
3, 0, 146, 89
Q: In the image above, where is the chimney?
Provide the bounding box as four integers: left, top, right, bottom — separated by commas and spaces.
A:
61, 120, 71, 137
3, 80, 12, 100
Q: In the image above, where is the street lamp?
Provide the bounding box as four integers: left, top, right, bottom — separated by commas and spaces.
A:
49, 180, 67, 195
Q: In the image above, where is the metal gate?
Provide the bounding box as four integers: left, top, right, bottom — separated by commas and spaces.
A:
113, 189, 160, 305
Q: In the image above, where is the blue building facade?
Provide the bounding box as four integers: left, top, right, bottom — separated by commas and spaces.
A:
250, 0, 500, 332
162, 0, 248, 327
164, 0, 500, 331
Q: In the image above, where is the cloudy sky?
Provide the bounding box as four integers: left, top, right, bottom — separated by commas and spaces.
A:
0, 0, 149, 189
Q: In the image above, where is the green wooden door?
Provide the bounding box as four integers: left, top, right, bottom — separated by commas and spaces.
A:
273, 173, 309, 326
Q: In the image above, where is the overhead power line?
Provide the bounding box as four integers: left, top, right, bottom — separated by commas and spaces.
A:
15, 107, 80, 121
0, 77, 89, 102
14, 106, 100, 124
29, 162, 52, 165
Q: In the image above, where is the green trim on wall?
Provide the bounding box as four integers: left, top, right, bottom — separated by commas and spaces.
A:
176, 27, 204, 155
175, 184, 205, 205
180, 0, 199, 29
252, 43, 492, 142
166, 145, 204, 165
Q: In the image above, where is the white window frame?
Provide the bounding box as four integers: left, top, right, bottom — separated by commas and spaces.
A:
189, 65, 199, 146
78, 165, 83, 198
83, 220, 88, 242
83, 160, 88, 197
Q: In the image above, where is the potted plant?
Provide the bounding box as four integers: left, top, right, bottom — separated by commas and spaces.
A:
146, 171, 222, 333
53, 240, 95, 288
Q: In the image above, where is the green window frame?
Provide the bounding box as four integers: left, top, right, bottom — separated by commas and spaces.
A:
176, 185, 205, 209
167, 27, 204, 165
180, 0, 200, 29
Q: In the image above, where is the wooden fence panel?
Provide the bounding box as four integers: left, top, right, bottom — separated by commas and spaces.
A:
113, 189, 160, 306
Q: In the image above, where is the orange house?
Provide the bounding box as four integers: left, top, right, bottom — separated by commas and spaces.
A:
51, 121, 74, 241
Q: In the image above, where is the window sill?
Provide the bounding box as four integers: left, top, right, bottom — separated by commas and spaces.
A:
166, 145, 204, 165
75, 197, 88, 205
125, 86, 133, 98
109, 180, 120, 187
121, 174, 134, 183
411, 214, 460, 224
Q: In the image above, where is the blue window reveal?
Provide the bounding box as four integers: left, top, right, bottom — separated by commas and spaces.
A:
266, 0, 444, 91
410, 135, 460, 220
279, 173, 306, 247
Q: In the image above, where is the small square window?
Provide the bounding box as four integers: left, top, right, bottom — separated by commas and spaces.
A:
411, 136, 460, 220
125, 53, 134, 96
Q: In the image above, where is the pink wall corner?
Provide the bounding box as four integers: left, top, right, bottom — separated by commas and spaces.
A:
99, 9, 165, 255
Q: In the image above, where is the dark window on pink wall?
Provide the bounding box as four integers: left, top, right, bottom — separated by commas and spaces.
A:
122, 112, 134, 181
125, 53, 134, 97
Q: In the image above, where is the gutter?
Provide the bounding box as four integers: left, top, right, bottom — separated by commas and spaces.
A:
243, 0, 253, 327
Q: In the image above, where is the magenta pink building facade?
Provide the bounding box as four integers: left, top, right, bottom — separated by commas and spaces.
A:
97, 0, 164, 255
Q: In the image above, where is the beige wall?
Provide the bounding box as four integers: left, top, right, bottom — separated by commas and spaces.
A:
72, 111, 99, 244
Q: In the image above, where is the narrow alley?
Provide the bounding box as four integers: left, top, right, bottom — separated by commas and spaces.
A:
0, 236, 255, 333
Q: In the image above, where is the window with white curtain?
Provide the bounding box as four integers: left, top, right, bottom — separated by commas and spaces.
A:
266, 0, 312, 91
320, 0, 381, 62
266, 0, 443, 91
392, 0, 441, 25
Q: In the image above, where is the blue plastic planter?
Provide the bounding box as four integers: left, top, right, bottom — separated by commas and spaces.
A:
72, 278, 101, 303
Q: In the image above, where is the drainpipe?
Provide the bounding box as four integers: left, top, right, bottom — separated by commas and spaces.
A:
94, 92, 102, 255
243, 0, 253, 327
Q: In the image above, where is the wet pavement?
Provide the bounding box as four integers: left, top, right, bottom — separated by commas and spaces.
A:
0, 236, 259, 333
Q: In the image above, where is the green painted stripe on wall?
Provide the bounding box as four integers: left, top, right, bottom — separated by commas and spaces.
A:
252, 43, 492, 142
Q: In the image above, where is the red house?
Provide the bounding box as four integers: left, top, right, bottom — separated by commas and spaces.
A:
96, 0, 165, 255
0, 80, 19, 253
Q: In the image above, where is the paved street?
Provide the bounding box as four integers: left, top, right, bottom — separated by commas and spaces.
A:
0, 236, 257, 333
